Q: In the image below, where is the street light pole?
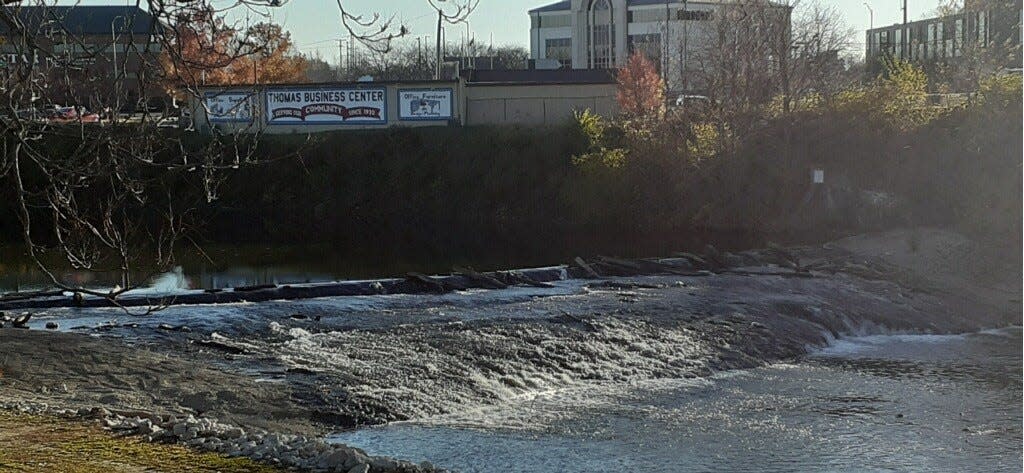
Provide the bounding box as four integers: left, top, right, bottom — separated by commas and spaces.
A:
111, 16, 123, 79
863, 2, 873, 30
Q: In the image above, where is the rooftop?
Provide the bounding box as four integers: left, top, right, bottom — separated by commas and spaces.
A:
528, 0, 784, 14
0, 6, 160, 36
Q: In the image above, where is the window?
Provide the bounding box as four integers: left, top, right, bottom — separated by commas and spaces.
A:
628, 33, 661, 65
588, 0, 615, 69
678, 10, 711, 21
540, 14, 572, 28
977, 11, 988, 47
628, 9, 666, 23
545, 38, 572, 68
954, 18, 964, 56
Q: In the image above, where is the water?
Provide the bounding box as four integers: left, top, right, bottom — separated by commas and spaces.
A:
331, 327, 1023, 473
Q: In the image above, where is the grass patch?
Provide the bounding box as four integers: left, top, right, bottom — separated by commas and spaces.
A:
0, 410, 281, 473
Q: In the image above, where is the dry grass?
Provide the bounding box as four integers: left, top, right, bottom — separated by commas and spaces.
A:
0, 410, 281, 473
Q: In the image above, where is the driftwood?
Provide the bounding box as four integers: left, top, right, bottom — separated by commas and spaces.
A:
405, 272, 448, 293
233, 283, 277, 292
597, 256, 711, 277
573, 257, 601, 278
453, 267, 508, 290
498, 271, 556, 288
674, 252, 716, 271
0, 290, 64, 303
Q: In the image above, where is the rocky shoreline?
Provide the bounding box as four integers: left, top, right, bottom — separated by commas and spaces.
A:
0, 228, 1019, 471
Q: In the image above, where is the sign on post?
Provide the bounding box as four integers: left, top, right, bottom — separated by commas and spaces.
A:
398, 88, 454, 121
204, 92, 255, 123
265, 87, 387, 125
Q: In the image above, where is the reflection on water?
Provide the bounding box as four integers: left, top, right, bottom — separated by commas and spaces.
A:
331, 328, 1023, 473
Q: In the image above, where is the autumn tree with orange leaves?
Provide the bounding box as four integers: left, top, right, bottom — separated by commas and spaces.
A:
228, 23, 307, 84
616, 51, 665, 117
161, 9, 307, 93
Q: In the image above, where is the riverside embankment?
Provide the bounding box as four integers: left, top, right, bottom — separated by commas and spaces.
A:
0, 228, 1019, 471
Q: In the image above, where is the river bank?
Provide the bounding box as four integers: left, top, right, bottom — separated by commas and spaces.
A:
0, 228, 1019, 471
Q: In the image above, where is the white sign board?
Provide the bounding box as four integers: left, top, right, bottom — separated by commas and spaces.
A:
265, 88, 386, 125
204, 92, 254, 123
812, 169, 825, 184
398, 89, 454, 121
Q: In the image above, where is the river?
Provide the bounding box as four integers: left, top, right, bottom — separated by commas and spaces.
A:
331, 327, 1023, 473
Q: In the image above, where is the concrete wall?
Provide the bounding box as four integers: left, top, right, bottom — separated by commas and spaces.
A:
192, 80, 462, 135
464, 83, 618, 126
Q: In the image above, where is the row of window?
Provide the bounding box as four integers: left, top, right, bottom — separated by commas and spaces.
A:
545, 33, 665, 69
868, 11, 989, 59
532, 9, 711, 29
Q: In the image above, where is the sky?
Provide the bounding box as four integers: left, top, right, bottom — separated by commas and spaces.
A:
54, 0, 952, 64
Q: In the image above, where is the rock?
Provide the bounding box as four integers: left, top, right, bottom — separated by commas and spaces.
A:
347, 464, 370, 473
317, 450, 352, 470
12, 313, 31, 328
289, 313, 308, 320
45, 322, 58, 330
134, 418, 154, 434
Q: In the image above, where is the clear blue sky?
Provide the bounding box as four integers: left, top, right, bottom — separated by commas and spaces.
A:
57, 0, 950, 63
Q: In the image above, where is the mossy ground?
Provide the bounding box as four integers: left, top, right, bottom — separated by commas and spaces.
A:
0, 410, 282, 473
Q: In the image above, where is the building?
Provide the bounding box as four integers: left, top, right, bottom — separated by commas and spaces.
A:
865, 0, 1022, 77
528, 0, 791, 92
0, 5, 164, 109
192, 73, 619, 134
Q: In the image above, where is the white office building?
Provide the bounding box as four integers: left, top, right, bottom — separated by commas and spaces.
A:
528, 0, 790, 92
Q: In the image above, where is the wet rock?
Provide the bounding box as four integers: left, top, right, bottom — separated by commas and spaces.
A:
45, 322, 58, 330
289, 313, 309, 320
12, 313, 31, 328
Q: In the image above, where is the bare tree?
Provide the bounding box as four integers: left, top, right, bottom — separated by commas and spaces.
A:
691, 1, 855, 120
0, 0, 475, 305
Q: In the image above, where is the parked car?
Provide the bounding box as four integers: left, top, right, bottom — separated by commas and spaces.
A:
156, 116, 180, 128
46, 106, 100, 124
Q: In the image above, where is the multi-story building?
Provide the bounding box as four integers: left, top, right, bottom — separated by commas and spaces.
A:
528, 0, 792, 92
865, 0, 1022, 77
0, 5, 164, 110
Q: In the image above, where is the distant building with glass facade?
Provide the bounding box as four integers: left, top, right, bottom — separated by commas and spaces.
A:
527, 0, 791, 92
865, 0, 1022, 75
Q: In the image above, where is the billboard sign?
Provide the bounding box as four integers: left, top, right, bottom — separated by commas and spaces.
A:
266, 87, 387, 125
204, 91, 254, 123
398, 88, 454, 121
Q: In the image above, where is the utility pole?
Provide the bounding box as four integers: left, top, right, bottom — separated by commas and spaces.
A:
682, 0, 689, 92
342, 39, 350, 79
664, 0, 670, 73
902, 0, 908, 60
435, 10, 443, 80
417, 36, 423, 75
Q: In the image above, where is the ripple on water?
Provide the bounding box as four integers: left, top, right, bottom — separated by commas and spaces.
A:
330, 327, 1023, 473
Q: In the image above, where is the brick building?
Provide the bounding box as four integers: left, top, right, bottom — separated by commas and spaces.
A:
0, 5, 164, 110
